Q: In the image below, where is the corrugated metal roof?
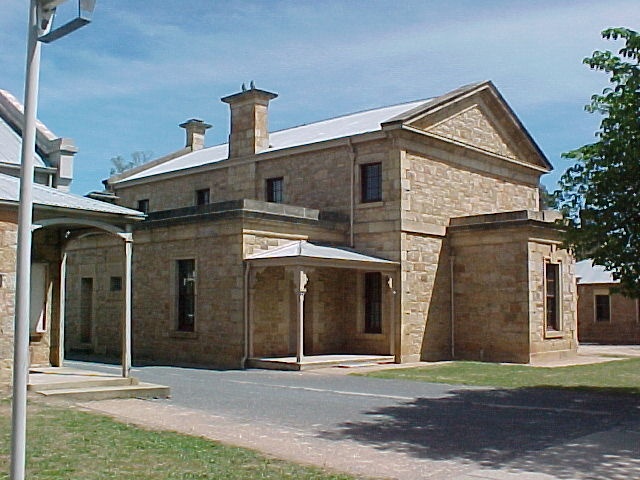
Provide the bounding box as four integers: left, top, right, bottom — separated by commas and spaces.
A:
575, 259, 618, 285
0, 173, 143, 217
246, 240, 397, 266
0, 116, 46, 167
116, 99, 427, 183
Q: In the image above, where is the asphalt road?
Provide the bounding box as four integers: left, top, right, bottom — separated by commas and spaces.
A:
67, 359, 640, 479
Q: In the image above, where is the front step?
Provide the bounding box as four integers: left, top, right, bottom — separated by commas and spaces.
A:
33, 382, 170, 401
28, 376, 139, 392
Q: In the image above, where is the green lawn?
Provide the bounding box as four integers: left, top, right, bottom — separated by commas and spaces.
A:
361, 358, 640, 393
0, 400, 358, 480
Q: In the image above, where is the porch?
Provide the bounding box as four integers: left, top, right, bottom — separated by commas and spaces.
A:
245, 241, 400, 370
246, 353, 396, 371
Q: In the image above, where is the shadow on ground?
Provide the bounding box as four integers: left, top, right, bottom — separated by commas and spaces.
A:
319, 387, 640, 479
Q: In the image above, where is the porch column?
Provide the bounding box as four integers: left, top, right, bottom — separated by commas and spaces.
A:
121, 231, 133, 378
386, 274, 397, 357
293, 267, 308, 363
54, 250, 67, 367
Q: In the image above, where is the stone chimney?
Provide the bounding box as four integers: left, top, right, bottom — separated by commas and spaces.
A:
179, 118, 211, 151
221, 85, 278, 158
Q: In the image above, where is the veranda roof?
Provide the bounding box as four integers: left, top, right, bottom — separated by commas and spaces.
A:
245, 240, 398, 271
0, 173, 143, 219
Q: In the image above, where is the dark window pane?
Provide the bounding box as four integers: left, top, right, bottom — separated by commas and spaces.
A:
177, 259, 196, 332
545, 263, 560, 331
364, 272, 382, 334
361, 163, 382, 203
137, 199, 149, 214
196, 188, 210, 206
110, 276, 122, 292
266, 177, 284, 203
595, 294, 610, 322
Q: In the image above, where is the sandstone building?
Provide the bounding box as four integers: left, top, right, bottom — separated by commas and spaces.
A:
0, 89, 142, 384
66, 81, 578, 369
576, 259, 640, 344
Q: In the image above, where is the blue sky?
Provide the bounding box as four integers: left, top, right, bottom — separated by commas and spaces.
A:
1, 1, 638, 194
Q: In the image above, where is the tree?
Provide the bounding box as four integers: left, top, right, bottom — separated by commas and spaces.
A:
109, 150, 153, 175
555, 27, 640, 297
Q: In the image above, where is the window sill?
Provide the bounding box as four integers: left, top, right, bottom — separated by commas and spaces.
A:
357, 201, 384, 209
544, 330, 564, 339
170, 330, 198, 339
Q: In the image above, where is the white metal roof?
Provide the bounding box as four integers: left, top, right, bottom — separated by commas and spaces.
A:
0, 173, 143, 217
116, 99, 427, 183
575, 259, 618, 285
0, 115, 46, 167
246, 240, 397, 270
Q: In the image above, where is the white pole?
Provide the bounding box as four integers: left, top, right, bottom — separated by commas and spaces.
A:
11, 1, 41, 478
122, 233, 132, 378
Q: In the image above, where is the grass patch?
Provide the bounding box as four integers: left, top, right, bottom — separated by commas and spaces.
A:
0, 401, 358, 479
361, 358, 640, 393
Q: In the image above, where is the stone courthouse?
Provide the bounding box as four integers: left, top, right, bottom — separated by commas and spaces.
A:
65, 81, 578, 369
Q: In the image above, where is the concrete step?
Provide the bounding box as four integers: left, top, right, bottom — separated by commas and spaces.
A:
33, 382, 170, 401
28, 376, 139, 392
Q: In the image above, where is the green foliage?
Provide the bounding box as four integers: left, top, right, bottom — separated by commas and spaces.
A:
109, 150, 153, 175
555, 27, 640, 297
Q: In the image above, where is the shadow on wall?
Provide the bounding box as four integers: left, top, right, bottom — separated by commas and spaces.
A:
318, 386, 640, 480
421, 243, 452, 361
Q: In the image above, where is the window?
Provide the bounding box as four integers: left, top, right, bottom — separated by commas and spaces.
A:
361, 162, 382, 203
266, 177, 283, 203
595, 294, 611, 322
110, 276, 122, 292
545, 262, 560, 331
196, 188, 210, 206
176, 259, 196, 332
364, 272, 382, 334
137, 199, 149, 214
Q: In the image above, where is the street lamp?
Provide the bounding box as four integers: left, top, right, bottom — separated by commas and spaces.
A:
10, 2, 96, 479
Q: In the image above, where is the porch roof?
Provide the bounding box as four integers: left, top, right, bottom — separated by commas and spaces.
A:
245, 240, 398, 271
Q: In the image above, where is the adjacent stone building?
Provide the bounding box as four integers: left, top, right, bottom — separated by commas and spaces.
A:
0, 89, 143, 385
66, 81, 578, 368
576, 259, 640, 344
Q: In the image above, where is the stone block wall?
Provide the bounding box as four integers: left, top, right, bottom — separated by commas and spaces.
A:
0, 211, 17, 384
65, 235, 124, 357
527, 241, 577, 360
400, 233, 450, 362
577, 284, 639, 344
449, 229, 531, 363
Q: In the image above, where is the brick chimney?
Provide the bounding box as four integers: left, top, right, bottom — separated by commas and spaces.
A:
221, 85, 278, 158
179, 118, 211, 151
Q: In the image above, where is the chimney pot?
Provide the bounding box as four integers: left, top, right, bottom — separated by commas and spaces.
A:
179, 118, 211, 151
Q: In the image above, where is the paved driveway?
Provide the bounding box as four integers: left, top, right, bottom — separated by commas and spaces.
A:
69, 360, 640, 480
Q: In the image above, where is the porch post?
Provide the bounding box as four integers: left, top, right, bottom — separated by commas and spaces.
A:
294, 267, 308, 363
386, 274, 397, 357
121, 231, 133, 378
55, 250, 67, 367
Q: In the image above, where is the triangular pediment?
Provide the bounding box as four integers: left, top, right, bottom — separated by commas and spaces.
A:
388, 82, 551, 171
421, 104, 517, 159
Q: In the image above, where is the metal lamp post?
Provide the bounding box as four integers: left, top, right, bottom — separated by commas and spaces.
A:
10, 2, 96, 479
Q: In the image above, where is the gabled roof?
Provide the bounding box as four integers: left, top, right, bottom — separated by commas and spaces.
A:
0, 116, 46, 167
113, 99, 428, 184
246, 240, 398, 271
0, 89, 67, 168
111, 81, 550, 186
0, 173, 143, 218
575, 259, 618, 285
